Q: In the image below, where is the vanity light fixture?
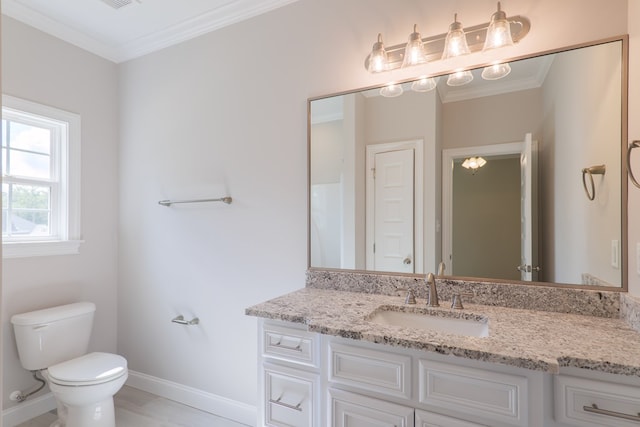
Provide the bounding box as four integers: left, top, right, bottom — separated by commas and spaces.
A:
482, 2, 515, 52
402, 25, 427, 67
368, 33, 389, 73
442, 14, 473, 87
442, 14, 470, 60
363, 3, 529, 76
482, 62, 512, 80
462, 156, 487, 172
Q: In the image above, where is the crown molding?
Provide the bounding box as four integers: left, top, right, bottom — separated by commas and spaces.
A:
2, 0, 300, 63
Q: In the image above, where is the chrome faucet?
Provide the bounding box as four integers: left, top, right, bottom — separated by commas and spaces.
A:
426, 272, 439, 307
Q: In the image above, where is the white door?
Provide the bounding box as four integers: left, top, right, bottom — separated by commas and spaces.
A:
519, 133, 539, 281
329, 389, 415, 427
372, 149, 415, 273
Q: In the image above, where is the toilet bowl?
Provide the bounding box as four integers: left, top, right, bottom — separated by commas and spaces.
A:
11, 303, 128, 427
46, 352, 128, 427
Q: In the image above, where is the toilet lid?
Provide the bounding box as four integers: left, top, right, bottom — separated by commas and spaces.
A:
48, 352, 127, 386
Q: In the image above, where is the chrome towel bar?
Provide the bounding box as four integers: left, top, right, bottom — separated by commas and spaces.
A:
171, 315, 199, 326
158, 197, 232, 207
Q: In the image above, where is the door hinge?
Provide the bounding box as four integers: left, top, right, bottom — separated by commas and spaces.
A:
371, 167, 376, 179
373, 243, 376, 253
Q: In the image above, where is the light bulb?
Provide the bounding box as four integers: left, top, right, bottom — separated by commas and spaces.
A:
402, 25, 427, 67
483, 2, 514, 51
368, 33, 388, 73
442, 14, 470, 60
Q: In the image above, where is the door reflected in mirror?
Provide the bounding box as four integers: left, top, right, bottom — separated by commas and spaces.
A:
309, 37, 626, 288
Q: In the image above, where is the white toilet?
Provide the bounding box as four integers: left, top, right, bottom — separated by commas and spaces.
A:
11, 302, 128, 427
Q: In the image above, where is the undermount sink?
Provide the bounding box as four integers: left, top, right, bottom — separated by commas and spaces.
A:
367, 307, 489, 337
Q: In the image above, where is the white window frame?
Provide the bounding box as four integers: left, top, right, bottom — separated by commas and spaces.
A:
2, 95, 82, 258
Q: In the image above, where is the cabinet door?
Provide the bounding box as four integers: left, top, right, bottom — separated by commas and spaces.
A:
415, 409, 487, 427
555, 375, 640, 427
263, 363, 318, 427
329, 389, 414, 427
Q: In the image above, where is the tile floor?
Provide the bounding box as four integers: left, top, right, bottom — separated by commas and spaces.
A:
16, 386, 251, 427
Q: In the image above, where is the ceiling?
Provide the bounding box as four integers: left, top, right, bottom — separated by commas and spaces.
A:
2, 0, 299, 63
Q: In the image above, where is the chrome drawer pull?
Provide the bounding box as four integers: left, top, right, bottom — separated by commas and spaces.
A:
269, 396, 303, 412
583, 404, 640, 422
273, 338, 303, 352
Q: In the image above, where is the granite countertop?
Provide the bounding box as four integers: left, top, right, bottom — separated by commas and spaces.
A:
245, 287, 640, 376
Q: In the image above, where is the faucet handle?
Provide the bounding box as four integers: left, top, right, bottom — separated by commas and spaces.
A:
396, 288, 417, 305
451, 292, 474, 310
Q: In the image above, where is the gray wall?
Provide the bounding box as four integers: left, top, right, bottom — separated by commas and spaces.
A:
1, 16, 119, 410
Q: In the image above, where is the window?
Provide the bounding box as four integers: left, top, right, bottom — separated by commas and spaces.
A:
2, 95, 81, 257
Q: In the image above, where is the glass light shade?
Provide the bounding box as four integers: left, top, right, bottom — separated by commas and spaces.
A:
411, 76, 438, 92
402, 25, 427, 67
483, 2, 514, 51
447, 70, 473, 86
380, 83, 404, 98
462, 157, 487, 170
442, 14, 470, 60
482, 62, 512, 80
368, 33, 388, 73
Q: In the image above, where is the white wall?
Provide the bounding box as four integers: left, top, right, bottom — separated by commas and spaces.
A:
1, 16, 119, 411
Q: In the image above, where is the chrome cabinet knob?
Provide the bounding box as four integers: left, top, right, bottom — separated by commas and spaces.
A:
403, 256, 412, 265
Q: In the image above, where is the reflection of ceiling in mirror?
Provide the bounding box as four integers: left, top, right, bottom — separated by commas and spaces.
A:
311, 96, 344, 124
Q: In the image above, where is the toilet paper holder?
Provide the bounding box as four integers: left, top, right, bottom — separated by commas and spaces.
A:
171, 315, 199, 326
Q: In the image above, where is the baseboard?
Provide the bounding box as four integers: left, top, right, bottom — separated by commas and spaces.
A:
2, 393, 56, 427
126, 370, 257, 426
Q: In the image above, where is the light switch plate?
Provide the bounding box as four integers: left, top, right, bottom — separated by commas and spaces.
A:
611, 240, 619, 269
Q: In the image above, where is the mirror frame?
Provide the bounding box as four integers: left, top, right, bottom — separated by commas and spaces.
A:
307, 35, 629, 292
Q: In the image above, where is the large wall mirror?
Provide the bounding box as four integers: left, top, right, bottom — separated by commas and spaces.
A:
309, 36, 628, 289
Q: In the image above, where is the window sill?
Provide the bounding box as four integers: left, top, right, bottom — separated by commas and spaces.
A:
2, 240, 84, 258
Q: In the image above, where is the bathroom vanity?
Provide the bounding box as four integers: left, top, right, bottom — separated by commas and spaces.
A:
246, 283, 640, 427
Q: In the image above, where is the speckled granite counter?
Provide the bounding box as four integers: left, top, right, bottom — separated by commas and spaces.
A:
246, 287, 640, 376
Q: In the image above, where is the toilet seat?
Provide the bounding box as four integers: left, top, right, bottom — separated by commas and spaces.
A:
48, 352, 127, 386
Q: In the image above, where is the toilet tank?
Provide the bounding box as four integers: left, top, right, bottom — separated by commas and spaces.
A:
11, 302, 96, 371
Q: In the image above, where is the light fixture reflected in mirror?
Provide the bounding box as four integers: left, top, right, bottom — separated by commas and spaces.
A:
379, 82, 404, 98
368, 33, 388, 73
411, 76, 438, 92
447, 70, 473, 86
482, 62, 512, 80
402, 25, 427, 67
462, 156, 487, 173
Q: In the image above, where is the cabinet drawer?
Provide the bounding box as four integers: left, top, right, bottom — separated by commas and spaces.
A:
419, 359, 527, 426
328, 341, 412, 399
262, 321, 319, 368
329, 388, 414, 427
415, 409, 487, 427
555, 375, 640, 427
263, 364, 318, 427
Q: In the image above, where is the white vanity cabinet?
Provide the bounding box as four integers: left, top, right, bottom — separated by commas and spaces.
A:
324, 336, 540, 427
256, 319, 640, 427
258, 320, 321, 427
